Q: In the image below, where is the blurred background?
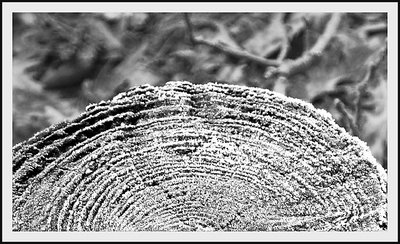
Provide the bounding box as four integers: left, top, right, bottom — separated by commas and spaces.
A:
12, 12, 387, 168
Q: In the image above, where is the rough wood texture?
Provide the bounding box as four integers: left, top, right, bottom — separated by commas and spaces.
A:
12, 81, 387, 231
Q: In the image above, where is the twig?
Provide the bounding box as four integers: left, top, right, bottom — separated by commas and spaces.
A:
276, 13, 289, 62
195, 38, 280, 66
359, 22, 387, 39
262, 20, 306, 59
311, 13, 342, 54
358, 43, 387, 88
262, 23, 306, 59
335, 98, 359, 136
265, 13, 342, 79
354, 43, 387, 129
183, 13, 280, 67
214, 21, 243, 50
183, 16, 241, 49
42, 14, 76, 33
302, 16, 312, 52
183, 13, 195, 45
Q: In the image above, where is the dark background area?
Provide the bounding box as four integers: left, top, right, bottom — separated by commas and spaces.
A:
12, 12, 387, 168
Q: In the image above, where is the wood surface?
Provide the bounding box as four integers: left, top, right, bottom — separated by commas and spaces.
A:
12, 81, 387, 231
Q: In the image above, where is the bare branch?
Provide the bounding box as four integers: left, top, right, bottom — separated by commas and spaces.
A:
183, 13, 195, 45
183, 14, 280, 67
355, 43, 387, 129
265, 13, 342, 79
194, 38, 281, 66
359, 42, 387, 86
335, 98, 359, 136
310, 13, 342, 53
263, 20, 306, 59
301, 16, 312, 52
276, 13, 289, 62
359, 22, 387, 39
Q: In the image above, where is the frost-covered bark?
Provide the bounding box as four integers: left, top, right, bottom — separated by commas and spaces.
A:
12, 81, 387, 231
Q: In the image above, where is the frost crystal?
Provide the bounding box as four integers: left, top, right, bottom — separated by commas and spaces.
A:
12, 81, 387, 232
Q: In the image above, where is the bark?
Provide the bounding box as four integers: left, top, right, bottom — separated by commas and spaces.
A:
12, 81, 387, 231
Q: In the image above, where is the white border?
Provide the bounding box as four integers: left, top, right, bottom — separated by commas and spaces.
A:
2, 2, 398, 242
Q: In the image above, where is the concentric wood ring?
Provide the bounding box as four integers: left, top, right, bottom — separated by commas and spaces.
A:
12, 81, 387, 231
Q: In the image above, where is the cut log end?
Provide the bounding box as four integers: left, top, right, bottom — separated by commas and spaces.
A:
12, 81, 387, 231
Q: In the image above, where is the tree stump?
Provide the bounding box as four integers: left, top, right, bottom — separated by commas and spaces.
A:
12, 81, 387, 231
